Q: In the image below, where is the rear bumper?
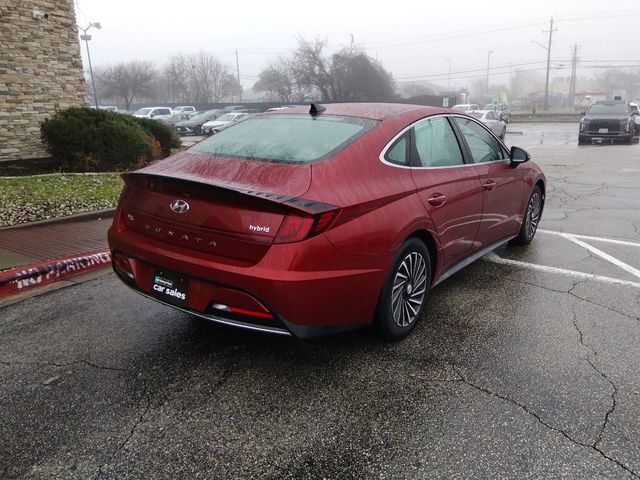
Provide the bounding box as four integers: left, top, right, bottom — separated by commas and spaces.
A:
108, 219, 389, 338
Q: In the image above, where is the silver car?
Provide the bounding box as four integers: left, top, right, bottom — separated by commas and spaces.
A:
468, 110, 506, 139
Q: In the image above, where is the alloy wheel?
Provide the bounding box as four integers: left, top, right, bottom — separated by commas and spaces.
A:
391, 251, 428, 327
526, 191, 542, 239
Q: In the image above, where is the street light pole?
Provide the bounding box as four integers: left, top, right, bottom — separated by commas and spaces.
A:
486, 50, 493, 93
446, 59, 452, 90
78, 22, 102, 108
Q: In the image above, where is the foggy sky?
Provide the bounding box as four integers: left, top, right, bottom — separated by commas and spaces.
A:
73, 0, 640, 91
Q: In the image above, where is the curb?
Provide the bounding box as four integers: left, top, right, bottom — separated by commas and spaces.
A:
0, 250, 111, 299
0, 208, 116, 231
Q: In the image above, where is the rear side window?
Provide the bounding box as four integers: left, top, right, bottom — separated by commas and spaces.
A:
413, 116, 464, 167
453, 117, 505, 163
190, 114, 378, 163
384, 133, 409, 166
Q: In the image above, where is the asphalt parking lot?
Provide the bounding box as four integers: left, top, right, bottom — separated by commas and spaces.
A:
2, 123, 640, 479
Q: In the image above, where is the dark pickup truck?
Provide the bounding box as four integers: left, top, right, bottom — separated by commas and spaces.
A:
578, 100, 637, 145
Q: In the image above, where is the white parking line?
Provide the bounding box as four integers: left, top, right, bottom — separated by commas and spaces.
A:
484, 253, 640, 289
539, 230, 640, 248
562, 235, 640, 280
537, 229, 640, 280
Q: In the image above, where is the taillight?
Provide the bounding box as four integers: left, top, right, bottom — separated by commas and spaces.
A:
273, 210, 341, 244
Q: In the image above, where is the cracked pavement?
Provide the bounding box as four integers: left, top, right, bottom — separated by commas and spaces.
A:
1, 123, 640, 479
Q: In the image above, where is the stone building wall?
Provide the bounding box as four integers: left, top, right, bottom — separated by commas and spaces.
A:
0, 0, 87, 162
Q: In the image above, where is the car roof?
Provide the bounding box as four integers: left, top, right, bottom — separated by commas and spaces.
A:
594, 100, 627, 105
264, 103, 441, 120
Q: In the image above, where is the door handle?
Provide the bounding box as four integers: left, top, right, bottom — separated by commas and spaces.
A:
426, 193, 447, 207
482, 180, 497, 191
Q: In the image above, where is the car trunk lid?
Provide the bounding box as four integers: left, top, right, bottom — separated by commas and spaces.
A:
117, 152, 313, 263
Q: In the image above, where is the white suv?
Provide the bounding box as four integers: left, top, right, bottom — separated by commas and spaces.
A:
173, 106, 196, 113
133, 107, 173, 119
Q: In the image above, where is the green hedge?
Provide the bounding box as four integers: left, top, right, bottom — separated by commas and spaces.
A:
40, 107, 180, 172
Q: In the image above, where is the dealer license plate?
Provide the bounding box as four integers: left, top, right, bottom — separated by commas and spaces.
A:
151, 270, 189, 307
598, 128, 608, 133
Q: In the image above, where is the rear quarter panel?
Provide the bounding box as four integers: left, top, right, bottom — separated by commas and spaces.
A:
309, 111, 444, 272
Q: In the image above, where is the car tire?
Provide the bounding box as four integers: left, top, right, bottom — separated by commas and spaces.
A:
375, 238, 431, 341
512, 185, 543, 246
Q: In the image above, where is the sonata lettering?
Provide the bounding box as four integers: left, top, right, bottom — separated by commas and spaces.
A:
128, 218, 217, 249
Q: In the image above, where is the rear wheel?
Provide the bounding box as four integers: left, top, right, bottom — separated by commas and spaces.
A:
375, 238, 431, 341
512, 185, 542, 245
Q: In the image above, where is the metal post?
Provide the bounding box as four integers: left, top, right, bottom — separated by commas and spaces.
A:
236, 49, 241, 102
447, 59, 451, 90
486, 50, 493, 92
84, 36, 98, 108
79, 23, 101, 108
544, 17, 555, 110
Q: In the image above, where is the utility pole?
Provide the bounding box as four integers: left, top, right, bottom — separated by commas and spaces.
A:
568, 44, 579, 107
486, 50, 494, 93
543, 17, 556, 110
446, 59, 452, 90
235, 49, 241, 102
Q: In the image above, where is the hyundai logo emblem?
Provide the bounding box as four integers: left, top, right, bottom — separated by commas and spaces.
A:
170, 199, 190, 214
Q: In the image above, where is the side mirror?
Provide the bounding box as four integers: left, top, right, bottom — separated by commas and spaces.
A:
510, 146, 530, 167
580, 111, 587, 116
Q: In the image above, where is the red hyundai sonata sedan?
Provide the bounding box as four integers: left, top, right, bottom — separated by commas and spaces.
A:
108, 103, 545, 340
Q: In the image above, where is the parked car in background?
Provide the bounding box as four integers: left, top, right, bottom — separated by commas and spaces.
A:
630, 103, 640, 136
483, 103, 511, 123
579, 100, 636, 144
267, 105, 297, 112
452, 104, 480, 112
174, 109, 224, 135
109, 103, 545, 341
236, 108, 261, 114
222, 105, 246, 112
173, 106, 196, 113
468, 110, 506, 139
159, 112, 199, 128
133, 107, 173, 119
98, 106, 118, 112
201, 112, 252, 135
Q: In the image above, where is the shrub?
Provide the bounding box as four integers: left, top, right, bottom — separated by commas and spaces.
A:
132, 117, 181, 156
40, 107, 178, 172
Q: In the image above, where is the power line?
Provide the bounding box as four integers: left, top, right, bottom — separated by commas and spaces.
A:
396, 63, 640, 83
396, 60, 547, 80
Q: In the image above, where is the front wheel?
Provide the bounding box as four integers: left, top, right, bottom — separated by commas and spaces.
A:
512, 185, 543, 246
375, 239, 431, 341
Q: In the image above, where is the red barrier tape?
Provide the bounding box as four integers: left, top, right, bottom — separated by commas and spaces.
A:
0, 250, 111, 299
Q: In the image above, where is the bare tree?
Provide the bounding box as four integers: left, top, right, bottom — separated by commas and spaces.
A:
595, 68, 640, 99
164, 55, 189, 102
292, 38, 336, 101
256, 37, 395, 102
253, 57, 296, 102
162, 52, 235, 103
332, 46, 396, 102
95, 60, 157, 110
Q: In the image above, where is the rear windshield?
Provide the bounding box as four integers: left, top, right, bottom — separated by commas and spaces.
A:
189, 114, 378, 163
588, 103, 629, 114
